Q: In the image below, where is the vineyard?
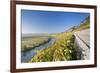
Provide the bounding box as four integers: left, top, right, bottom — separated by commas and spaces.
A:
30, 32, 77, 62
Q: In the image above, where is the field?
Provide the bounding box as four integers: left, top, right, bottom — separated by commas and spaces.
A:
21, 36, 51, 52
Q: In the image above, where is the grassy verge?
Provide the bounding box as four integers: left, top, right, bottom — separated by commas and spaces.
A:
30, 32, 77, 62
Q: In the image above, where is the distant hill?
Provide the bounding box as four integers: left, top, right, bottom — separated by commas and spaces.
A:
66, 16, 90, 32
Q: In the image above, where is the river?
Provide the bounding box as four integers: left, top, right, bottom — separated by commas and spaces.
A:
21, 38, 56, 62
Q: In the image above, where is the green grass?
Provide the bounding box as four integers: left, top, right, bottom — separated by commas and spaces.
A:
21, 36, 50, 52
30, 32, 77, 62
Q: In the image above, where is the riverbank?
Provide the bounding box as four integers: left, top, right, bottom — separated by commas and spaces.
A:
21, 36, 51, 52
21, 38, 56, 62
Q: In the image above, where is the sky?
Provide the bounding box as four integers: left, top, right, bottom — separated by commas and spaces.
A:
21, 10, 89, 34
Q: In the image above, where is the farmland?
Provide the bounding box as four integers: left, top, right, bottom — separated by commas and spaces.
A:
21, 35, 51, 52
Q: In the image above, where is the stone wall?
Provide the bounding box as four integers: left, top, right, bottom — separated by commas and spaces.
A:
74, 33, 90, 60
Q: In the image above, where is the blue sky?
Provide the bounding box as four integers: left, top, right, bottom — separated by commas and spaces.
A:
21, 10, 89, 34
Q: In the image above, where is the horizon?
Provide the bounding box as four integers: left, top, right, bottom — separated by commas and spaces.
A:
21, 10, 90, 34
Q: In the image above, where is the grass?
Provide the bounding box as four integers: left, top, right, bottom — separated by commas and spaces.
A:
30, 32, 77, 62
21, 36, 50, 52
